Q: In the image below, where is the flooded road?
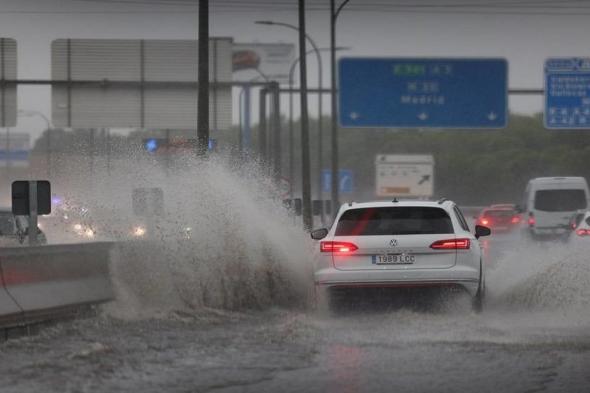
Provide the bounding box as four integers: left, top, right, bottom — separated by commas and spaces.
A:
2, 171, 589, 393
1, 304, 589, 393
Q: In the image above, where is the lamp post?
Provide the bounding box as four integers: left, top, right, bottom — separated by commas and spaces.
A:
18, 110, 52, 178
287, 46, 349, 203
238, 72, 268, 155
255, 20, 322, 228
330, 0, 351, 216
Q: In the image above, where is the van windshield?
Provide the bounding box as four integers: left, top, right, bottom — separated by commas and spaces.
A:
335, 207, 453, 236
534, 189, 587, 212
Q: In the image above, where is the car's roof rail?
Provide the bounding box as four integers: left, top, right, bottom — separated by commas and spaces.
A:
437, 197, 448, 204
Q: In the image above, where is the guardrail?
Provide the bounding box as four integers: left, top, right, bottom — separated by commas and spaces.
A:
0, 242, 114, 329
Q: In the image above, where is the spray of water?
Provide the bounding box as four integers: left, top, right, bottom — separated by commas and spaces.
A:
487, 240, 590, 315
56, 152, 315, 319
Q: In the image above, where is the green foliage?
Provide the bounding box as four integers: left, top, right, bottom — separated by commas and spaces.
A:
33, 112, 590, 206
324, 113, 590, 205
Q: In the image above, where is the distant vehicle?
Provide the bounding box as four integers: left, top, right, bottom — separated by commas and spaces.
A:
568, 210, 590, 241
0, 209, 47, 246
310, 199, 490, 313
520, 177, 590, 241
475, 206, 521, 233
42, 199, 97, 240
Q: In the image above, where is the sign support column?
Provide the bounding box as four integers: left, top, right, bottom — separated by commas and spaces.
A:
28, 181, 38, 246
197, 0, 209, 156
299, 0, 312, 231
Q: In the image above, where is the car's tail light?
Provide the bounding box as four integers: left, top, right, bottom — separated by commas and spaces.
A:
576, 229, 590, 237
480, 218, 490, 226
528, 213, 535, 227
430, 238, 471, 250
320, 241, 359, 253
511, 215, 521, 224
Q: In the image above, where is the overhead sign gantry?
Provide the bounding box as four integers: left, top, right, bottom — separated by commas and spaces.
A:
545, 57, 590, 129
51, 38, 233, 130
0, 38, 17, 127
339, 57, 508, 129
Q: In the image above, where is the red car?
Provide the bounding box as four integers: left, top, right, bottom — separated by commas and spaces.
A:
475, 206, 521, 233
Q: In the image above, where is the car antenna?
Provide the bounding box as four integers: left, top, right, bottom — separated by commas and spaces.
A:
392, 198, 399, 203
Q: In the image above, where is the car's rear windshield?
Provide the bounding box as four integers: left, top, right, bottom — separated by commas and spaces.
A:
335, 207, 453, 236
483, 209, 514, 217
534, 189, 587, 212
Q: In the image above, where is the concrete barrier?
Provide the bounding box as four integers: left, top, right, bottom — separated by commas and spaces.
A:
0, 242, 113, 327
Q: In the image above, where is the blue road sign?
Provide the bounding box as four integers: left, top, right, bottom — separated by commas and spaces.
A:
322, 169, 353, 194
339, 58, 508, 128
545, 58, 590, 129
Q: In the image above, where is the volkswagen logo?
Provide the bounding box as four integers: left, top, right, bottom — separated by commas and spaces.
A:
389, 239, 398, 247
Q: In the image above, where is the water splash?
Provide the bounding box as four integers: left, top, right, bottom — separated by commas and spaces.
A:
488, 241, 590, 313
60, 154, 314, 319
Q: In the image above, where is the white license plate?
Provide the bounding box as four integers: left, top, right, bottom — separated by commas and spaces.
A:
372, 254, 415, 265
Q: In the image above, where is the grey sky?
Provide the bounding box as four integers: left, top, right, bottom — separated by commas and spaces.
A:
0, 0, 588, 141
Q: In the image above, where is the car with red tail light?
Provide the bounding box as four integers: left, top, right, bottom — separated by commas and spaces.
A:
475, 206, 521, 233
310, 199, 490, 313
519, 177, 590, 242
568, 210, 590, 242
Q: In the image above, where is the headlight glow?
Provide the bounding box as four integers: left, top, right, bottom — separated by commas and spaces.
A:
132, 226, 146, 237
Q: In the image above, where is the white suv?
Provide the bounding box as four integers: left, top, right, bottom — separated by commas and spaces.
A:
311, 199, 490, 312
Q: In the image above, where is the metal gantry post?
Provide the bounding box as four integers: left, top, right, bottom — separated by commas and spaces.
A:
330, 0, 339, 218
299, 0, 313, 231
197, 0, 209, 156
330, 0, 350, 217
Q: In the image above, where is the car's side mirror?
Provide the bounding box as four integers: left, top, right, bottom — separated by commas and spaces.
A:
475, 225, 491, 239
310, 228, 329, 240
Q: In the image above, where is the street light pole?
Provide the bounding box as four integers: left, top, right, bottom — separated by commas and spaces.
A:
297, 0, 312, 231
255, 20, 323, 220
330, 0, 351, 217
287, 46, 349, 204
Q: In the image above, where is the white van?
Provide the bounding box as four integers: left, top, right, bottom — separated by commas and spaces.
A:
521, 177, 590, 240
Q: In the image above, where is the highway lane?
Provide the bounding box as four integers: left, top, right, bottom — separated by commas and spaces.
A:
0, 230, 588, 393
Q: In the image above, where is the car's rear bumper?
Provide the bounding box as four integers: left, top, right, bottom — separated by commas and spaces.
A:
315, 265, 480, 296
